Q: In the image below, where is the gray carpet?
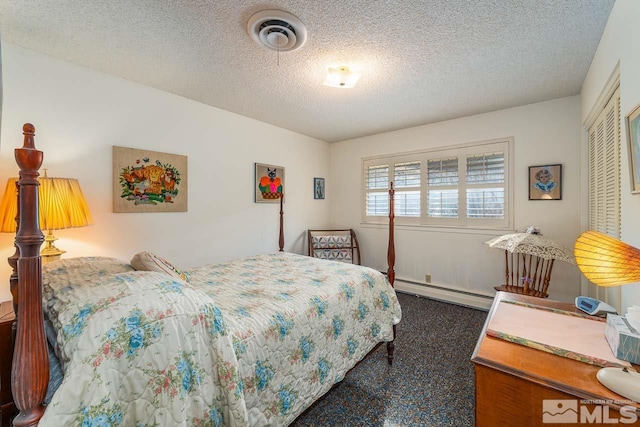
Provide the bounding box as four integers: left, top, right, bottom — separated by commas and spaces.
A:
292, 292, 489, 426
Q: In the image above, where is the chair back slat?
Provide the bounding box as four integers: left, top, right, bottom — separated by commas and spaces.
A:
495, 251, 555, 298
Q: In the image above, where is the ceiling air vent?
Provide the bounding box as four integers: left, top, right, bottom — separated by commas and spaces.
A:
247, 10, 307, 52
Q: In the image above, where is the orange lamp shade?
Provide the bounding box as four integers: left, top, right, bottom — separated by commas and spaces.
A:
574, 230, 640, 287
0, 176, 93, 233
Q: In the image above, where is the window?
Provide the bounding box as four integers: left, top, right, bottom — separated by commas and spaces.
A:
362, 138, 512, 229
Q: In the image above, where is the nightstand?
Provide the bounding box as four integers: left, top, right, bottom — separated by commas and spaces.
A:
0, 301, 16, 427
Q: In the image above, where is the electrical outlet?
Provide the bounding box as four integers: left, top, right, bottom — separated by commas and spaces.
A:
425, 274, 431, 283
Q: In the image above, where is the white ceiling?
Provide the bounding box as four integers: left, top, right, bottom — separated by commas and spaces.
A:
0, 1, 615, 143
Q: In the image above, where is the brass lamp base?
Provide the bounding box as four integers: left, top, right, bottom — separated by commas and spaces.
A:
41, 230, 65, 264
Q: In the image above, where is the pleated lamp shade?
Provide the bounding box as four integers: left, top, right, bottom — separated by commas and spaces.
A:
574, 230, 640, 287
39, 177, 93, 231
0, 178, 18, 232
0, 176, 92, 257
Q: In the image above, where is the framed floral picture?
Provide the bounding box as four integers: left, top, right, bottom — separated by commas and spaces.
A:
314, 177, 325, 199
528, 164, 562, 200
627, 103, 640, 194
113, 146, 188, 212
255, 163, 285, 203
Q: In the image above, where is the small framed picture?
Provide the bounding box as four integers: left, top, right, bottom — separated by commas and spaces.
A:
314, 177, 325, 200
626, 102, 640, 194
528, 164, 562, 200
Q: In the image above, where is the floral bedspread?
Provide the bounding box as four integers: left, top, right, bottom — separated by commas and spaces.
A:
40, 253, 401, 426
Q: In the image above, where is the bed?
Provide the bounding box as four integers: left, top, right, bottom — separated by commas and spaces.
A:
6, 123, 401, 426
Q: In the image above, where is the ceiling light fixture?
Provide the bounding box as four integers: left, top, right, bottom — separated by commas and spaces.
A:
323, 66, 361, 89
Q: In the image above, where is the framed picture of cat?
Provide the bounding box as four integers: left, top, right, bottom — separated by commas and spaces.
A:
255, 163, 285, 203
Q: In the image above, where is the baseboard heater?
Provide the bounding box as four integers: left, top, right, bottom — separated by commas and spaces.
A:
382, 272, 494, 310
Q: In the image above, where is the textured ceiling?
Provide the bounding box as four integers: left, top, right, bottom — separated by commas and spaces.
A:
0, 1, 615, 142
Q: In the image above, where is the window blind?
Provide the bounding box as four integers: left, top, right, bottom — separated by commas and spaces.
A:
466, 153, 504, 184
427, 157, 459, 218
466, 153, 505, 219
394, 161, 420, 217
427, 158, 458, 186
365, 165, 389, 216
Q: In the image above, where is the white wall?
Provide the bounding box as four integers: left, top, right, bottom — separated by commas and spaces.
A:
0, 43, 331, 302
330, 96, 583, 306
581, 0, 640, 311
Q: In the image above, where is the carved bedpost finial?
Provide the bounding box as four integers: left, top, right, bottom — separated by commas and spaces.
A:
22, 123, 36, 149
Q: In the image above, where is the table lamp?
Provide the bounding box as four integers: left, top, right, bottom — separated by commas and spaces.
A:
0, 174, 93, 262
574, 230, 640, 402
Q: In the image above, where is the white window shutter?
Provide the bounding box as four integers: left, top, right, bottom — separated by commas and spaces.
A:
427, 157, 459, 218
365, 164, 389, 216
466, 153, 505, 219
394, 161, 421, 218
362, 138, 512, 228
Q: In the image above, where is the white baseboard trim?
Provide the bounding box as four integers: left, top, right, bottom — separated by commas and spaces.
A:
394, 280, 493, 310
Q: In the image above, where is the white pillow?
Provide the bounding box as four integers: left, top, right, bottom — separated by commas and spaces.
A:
130, 252, 189, 283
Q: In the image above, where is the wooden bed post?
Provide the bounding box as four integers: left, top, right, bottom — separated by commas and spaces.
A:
5, 181, 20, 423
11, 124, 48, 427
386, 182, 395, 365
278, 193, 284, 252
387, 183, 395, 287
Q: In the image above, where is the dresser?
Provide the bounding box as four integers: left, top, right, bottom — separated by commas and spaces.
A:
0, 301, 16, 427
471, 292, 640, 426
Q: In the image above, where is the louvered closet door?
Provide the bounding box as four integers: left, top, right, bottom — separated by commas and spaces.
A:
588, 87, 621, 237
587, 86, 620, 307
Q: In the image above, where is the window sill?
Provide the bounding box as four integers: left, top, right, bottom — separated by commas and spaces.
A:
360, 221, 515, 235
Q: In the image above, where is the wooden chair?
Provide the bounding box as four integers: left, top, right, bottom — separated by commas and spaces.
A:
493, 251, 555, 298
308, 229, 361, 265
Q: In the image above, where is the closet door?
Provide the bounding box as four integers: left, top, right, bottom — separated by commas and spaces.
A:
587, 86, 621, 307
